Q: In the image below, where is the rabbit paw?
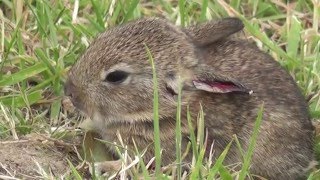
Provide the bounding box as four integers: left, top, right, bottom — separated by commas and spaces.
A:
91, 160, 122, 177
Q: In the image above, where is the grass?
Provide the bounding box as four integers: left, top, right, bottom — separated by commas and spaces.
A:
0, 0, 320, 179
146, 44, 162, 178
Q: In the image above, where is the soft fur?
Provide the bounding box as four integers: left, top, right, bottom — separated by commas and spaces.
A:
65, 17, 314, 179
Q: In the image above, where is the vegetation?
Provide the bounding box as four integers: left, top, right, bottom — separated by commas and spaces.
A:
0, 0, 319, 179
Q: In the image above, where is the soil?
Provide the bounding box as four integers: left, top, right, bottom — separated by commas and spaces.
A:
0, 133, 81, 179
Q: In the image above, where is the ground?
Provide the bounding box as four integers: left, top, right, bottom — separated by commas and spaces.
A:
0, 0, 319, 179
0, 133, 76, 179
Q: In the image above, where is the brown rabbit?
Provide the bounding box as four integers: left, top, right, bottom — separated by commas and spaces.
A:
64, 17, 315, 179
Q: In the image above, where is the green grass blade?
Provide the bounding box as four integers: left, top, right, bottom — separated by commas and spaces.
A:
0, 90, 43, 108
156, 0, 173, 14
34, 48, 55, 74
26, 1, 47, 37
0, 19, 22, 75
218, 166, 233, 180
207, 140, 234, 179
43, 1, 58, 46
145, 44, 161, 178
132, 139, 150, 180
187, 106, 198, 159
197, 104, 205, 151
230, 0, 241, 11
189, 105, 205, 179
50, 99, 61, 124
0, 62, 47, 86
236, 14, 296, 63
175, 72, 182, 179
199, 0, 209, 22
179, 0, 186, 27
189, 148, 205, 179
124, 0, 140, 22
90, 0, 105, 29
287, 15, 302, 58
67, 159, 83, 180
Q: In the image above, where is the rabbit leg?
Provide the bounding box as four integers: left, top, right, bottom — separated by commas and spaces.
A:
93, 159, 122, 177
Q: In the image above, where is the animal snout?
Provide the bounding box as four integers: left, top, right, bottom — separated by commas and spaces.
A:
64, 79, 82, 110
64, 79, 76, 98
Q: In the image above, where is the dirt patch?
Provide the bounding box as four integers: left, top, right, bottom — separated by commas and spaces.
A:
0, 133, 81, 179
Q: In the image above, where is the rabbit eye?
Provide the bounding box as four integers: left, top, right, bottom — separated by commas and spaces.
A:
105, 70, 129, 84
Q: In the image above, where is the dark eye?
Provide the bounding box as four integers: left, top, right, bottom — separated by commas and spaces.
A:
105, 70, 129, 84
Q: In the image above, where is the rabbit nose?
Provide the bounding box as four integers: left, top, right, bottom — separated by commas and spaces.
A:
64, 79, 86, 112
64, 78, 81, 108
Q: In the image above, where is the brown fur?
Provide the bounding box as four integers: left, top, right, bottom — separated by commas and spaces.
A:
65, 17, 314, 179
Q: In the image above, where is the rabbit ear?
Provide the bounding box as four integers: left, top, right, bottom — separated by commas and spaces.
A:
191, 78, 252, 94
165, 67, 253, 95
184, 17, 244, 47
184, 66, 253, 94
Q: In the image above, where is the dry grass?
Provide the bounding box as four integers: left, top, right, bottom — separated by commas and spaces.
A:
0, 0, 319, 179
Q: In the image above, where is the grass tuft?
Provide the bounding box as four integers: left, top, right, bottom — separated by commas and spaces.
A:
0, 0, 319, 179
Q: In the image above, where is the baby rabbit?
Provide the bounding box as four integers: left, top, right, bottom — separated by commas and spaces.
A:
64, 17, 314, 179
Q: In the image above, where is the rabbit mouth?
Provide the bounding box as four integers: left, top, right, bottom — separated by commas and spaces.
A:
63, 95, 93, 118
